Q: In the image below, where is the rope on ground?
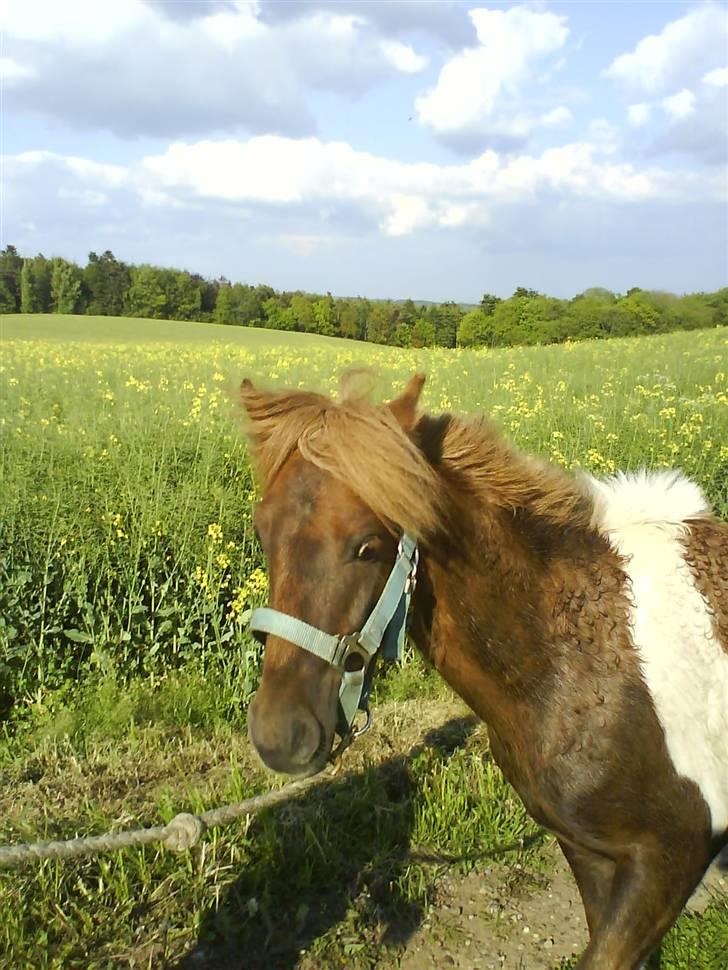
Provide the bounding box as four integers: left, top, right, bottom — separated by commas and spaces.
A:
0, 771, 328, 869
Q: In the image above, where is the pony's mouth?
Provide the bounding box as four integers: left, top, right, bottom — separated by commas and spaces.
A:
251, 717, 334, 778
290, 727, 333, 778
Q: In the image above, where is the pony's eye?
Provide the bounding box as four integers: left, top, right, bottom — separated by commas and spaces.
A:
357, 540, 377, 562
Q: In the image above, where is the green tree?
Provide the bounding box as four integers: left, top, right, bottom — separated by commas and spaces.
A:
215, 283, 235, 324
411, 317, 436, 348
0, 245, 22, 311
127, 265, 169, 318
263, 296, 296, 331
392, 322, 412, 347
708, 287, 728, 326
617, 291, 661, 335
480, 292, 502, 316
290, 293, 316, 332
457, 308, 492, 347
83, 250, 130, 316
676, 295, 713, 331
20, 260, 39, 313
576, 287, 616, 304
30, 255, 52, 312
50, 257, 82, 314
366, 303, 392, 344
0, 281, 15, 313
338, 298, 365, 340
428, 301, 462, 348
194, 274, 217, 320
312, 293, 337, 336
237, 284, 270, 326
399, 298, 418, 326
171, 271, 203, 320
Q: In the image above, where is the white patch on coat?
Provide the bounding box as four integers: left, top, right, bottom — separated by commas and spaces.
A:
587, 469, 728, 835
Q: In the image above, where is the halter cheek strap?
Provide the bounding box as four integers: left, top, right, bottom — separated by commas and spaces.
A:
249, 534, 419, 737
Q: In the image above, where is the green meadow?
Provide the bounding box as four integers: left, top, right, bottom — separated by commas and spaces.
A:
0, 314, 726, 967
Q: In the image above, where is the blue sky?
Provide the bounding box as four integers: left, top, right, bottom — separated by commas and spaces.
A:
2, 0, 726, 301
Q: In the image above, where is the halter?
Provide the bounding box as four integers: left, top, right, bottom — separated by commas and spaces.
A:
249, 534, 419, 740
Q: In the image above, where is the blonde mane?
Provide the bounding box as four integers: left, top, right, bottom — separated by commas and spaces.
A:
239, 376, 593, 538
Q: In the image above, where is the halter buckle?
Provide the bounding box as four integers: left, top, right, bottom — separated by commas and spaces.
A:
336, 632, 369, 671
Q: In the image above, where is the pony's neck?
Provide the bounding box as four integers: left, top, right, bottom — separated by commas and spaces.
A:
408, 461, 595, 735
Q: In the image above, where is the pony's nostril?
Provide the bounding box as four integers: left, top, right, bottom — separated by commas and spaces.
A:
289, 714, 323, 765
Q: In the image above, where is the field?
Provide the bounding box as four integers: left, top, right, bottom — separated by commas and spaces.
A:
0, 313, 726, 968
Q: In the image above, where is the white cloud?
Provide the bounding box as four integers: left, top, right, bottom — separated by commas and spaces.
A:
607, 9, 727, 165
133, 134, 723, 238
587, 119, 619, 149
0, 0, 149, 44
255, 0, 476, 48
13, 135, 717, 255
13, 150, 128, 187
380, 40, 427, 74
2, 0, 430, 138
627, 103, 652, 127
0, 56, 35, 81
382, 194, 432, 236
606, 5, 728, 93
198, 3, 265, 52
58, 187, 109, 207
703, 66, 728, 87
415, 5, 569, 148
662, 89, 697, 121
649, 84, 728, 165
541, 106, 573, 128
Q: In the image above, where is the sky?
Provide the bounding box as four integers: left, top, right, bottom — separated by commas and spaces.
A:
2, 0, 727, 302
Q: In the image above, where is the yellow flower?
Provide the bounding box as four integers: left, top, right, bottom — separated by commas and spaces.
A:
207, 522, 223, 544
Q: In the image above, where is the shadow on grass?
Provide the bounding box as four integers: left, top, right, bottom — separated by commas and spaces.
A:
176, 714, 536, 970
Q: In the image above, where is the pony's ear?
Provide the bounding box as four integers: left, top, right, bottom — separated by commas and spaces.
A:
387, 373, 426, 432
238, 378, 265, 436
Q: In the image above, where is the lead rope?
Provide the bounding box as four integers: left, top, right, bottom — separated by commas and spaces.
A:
0, 765, 335, 869
0, 705, 381, 870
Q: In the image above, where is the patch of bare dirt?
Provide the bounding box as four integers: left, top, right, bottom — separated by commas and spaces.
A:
395, 849, 727, 970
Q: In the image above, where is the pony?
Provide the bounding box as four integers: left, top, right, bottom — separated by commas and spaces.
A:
240, 372, 728, 969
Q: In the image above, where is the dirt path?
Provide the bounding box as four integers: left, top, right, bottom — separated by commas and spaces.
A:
395, 849, 727, 969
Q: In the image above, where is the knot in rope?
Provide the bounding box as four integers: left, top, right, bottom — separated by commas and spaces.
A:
162, 813, 206, 852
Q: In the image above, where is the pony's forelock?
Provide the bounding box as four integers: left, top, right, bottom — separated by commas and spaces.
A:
239, 378, 442, 538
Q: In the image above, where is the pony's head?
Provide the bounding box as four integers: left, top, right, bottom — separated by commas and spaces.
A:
240, 373, 436, 775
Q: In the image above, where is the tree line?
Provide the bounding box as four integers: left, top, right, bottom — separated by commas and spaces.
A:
1, 245, 725, 349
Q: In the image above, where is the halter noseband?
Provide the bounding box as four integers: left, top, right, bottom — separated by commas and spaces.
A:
249, 534, 419, 740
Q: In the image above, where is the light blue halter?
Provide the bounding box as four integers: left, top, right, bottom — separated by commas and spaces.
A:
249, 534, 419, 738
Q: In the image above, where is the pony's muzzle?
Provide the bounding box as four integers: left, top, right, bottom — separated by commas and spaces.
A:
247, 694, 325, 775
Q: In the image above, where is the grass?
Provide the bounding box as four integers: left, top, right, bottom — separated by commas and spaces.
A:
0, 313, 347, 348
0, 314, 726, 966
1, 689, 547, 969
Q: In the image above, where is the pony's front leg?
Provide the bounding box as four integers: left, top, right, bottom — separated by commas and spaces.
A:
557, 839, 615, 937
574, 842, 706, 970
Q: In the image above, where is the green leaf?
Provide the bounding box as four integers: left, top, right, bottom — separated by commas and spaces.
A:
64, 629, 94, 644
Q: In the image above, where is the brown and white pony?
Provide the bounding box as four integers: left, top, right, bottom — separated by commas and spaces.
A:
240, 373, 728, 970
